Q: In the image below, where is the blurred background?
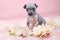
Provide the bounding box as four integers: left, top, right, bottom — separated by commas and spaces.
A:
0, 0, 60, 21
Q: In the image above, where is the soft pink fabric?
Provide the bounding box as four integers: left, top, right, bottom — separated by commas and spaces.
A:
0, 25, 60, 40
0, 19, 60, 40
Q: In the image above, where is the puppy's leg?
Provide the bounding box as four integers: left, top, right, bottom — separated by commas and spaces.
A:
27, 23, 33, 30
34, 21, 39, 27
43, 19, 46, 25
27, 18, 33, 30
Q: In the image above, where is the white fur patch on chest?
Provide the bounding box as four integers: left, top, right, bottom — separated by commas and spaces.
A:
28, 15, 38, 25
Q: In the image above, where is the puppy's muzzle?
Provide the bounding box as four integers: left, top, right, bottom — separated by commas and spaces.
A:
28, 12, 33, 16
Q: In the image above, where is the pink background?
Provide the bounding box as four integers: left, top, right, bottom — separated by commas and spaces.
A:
0, 0, 60, 21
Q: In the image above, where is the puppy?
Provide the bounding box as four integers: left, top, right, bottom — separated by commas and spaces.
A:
23, 3, 46, 29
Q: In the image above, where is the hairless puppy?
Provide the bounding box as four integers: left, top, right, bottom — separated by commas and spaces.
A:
23, 3, 46, 30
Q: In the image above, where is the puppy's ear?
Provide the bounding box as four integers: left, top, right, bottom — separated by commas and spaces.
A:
23, 4, 26, 9
34, 4, 38, 8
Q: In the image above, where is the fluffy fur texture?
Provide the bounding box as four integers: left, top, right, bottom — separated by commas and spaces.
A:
8, 18, 60, 37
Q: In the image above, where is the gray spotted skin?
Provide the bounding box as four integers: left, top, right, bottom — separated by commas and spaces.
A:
37, 13, 46, 25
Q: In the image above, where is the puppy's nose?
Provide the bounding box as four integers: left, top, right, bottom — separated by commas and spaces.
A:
28, 12, 33, 16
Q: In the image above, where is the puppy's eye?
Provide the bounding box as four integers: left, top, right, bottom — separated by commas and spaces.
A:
32, 8, 35, 10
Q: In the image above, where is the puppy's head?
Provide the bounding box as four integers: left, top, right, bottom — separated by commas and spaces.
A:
23, 3, 38, 16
